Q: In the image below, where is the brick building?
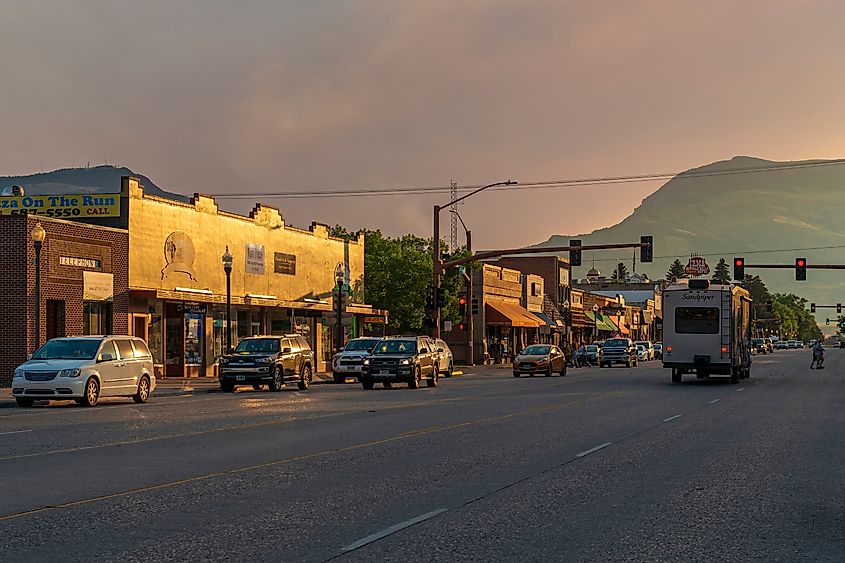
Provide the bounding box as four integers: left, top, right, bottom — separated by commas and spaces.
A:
0, 215, 129, 386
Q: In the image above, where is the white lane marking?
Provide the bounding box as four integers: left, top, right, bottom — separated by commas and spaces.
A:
737, 388, 745, 392
340, 509, 447, 552
708, 399, 720, 404
663, 414, 682, 422
0, 429, 32, 436
576, 442, 612, 458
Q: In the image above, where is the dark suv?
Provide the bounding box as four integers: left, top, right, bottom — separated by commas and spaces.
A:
361, 336, 439, 389
600, 338, 638, 368
219, 335, 314, 393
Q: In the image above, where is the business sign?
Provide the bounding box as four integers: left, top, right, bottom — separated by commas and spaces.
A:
363, 316, 386, 324
245, 243, 265, 275
83, 271, 114, 301
685, 256, 710, 277
60, 256, 102, 268
0, 194, 119, 217
176, 302, 208, 315
274, 252, 296, 275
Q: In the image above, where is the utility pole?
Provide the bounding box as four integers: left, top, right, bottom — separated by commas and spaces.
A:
465, 229, 474, 365
449, 180, 458, 252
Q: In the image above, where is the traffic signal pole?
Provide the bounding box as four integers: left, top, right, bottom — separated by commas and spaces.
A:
433, 204, 441, 338
465, 229, 473, 366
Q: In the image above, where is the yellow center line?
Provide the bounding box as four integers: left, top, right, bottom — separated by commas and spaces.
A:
0, 391, 619, 523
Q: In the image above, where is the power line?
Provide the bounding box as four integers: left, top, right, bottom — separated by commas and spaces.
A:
576, 244, 845, 266
211, 159, 845, 200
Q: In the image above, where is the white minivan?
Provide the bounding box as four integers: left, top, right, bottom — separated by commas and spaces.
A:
11, 336, 156, 407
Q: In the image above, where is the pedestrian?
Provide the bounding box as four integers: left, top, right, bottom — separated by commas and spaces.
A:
482, 338, 489, 365
811, 340, 824, 369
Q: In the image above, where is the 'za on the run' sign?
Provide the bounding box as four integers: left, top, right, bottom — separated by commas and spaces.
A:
0, 194, 120, 218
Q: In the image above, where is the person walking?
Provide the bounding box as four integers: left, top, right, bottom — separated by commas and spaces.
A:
811, 340, 825, 369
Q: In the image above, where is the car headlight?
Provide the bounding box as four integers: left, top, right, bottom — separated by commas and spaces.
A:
362, 358, 370, 366
13, 369, 24, 379
399, 358, 411, 365
59, 368, 81, 378
256, 357, 273, 364
220, 357, 230, 365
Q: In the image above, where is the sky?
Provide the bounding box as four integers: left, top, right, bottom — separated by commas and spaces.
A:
1, 0, 844, 249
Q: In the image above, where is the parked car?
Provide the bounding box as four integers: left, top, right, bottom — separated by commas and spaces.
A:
576, 344, 602, 366
12, 336, 156, 407
636, 344, 649, 362
787, 340, 798, 349
432, 338, 455, 377
361, 336, 439, 389
331, 337, 381, 383
219, 334, 314, 393
634, 341, 655, 360
600, 338, 638, 368
513, 344, 567, 377
653, 343, 663, 360
776, 340, 789, 350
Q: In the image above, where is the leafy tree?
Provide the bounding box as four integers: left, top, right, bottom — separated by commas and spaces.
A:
611, 262, 629, 280
666, 259, 686, 280
711, 258, 731, 284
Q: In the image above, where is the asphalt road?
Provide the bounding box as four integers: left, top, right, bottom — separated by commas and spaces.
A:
1, 349, 842, 562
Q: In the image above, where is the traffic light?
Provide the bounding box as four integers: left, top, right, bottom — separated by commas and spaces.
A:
471, 297, 479, 315
436, 287, 446, 308
640, 235, 653, 263
569, 239, 582, 267
838, 303, 842, 314
458, 295, 467, 315
795, 257, 807, 281
826, 318, 830, 326
733, 258, 745, 281
811, 303, 816, 313
426, 287, 434, 310
458, 322, 466, 331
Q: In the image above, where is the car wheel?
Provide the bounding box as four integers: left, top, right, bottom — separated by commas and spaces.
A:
15, 398, 34, 408
671, 368, 682, 383
252, 383, 263, 391
332, 373, 346, 384
409, 367, 421, 389
297, 364, 312, 390
445, 362, 453, 378
220, 381, 235, 393
269, 366, 284, 392
427, 370, 438, 388
133, 376, 151, 404
361, 378, 375, 390
81, 377, 100, 407
513, 372, 520, 377
545, 364, 553, 377
560, 363, 567, 377
730, 366, 739, 384
383, 382, 393, 389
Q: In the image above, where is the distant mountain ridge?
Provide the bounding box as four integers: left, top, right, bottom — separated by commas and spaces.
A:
0, 165, 188, 202
536, 156, 845, 326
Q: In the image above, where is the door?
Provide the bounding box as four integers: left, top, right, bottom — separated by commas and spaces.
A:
46, 300, 66, 341
114, 339, 139, 394
96, 340, 120, 396
133, 315, 148, 342
280, 338, 296, 376
419, 338, 435, 376
164, 303, 184, 378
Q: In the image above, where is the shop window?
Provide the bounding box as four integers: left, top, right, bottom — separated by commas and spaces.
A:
237, 310, 249, 339
83, 302, 112, 335
46, 300, 66, 340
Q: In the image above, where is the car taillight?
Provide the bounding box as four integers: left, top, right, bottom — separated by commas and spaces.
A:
721, 346, 728, 353
666, 346, 672, 352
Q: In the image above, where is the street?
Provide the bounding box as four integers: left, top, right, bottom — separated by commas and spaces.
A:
1, 350, 843, 562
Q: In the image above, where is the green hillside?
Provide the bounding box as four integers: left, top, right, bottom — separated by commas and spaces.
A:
538, 156, 845, 326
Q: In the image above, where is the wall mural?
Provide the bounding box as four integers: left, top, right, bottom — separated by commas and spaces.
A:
161, 231, 198, 282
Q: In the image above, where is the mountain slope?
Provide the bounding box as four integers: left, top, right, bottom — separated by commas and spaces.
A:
0, 165, 188, 202
538, 156, 845, 323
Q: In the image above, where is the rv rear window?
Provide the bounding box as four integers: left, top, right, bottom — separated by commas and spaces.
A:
675, 307, 720, 334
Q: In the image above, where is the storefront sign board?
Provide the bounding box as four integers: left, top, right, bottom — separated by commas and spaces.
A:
83, 271, 114, 301
274, 252, 296, 275
0, 194, 120, 217
245, 243, 265, 275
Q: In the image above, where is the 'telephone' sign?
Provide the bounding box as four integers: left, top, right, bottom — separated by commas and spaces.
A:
0, 194, 120, 217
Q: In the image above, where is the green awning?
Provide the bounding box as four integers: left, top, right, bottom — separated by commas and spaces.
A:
586, 311, 619, 332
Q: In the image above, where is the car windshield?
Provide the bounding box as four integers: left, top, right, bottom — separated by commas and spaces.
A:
604, 339, 628, 347
372, 340, 417, 355
344, 339, 380, 351
235, 339, 280, 354
32, 339, 101, 360
521, 345, 550, 355
586, 345, 598, 352
654, 344, 662, 349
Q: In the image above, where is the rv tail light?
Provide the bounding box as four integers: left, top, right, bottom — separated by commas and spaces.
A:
721, 346, 728, 353
666, 346, 672, 352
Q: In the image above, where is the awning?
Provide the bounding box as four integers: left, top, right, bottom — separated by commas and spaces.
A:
616, 320, 630, 335
532, 312, 557, 329
571, 309, 590, 327
587, 311, 619, 333
485, 301, 541, 327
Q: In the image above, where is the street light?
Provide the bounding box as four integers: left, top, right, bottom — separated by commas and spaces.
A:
221, 246, 233, 351
562, 299, 571, 348
31, 223, 46, 350
592, 304, 599, 343
453, 209, 476, 365
433, 180, 516, 339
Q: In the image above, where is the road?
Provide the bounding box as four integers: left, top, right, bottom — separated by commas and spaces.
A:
1, 349, 843, 562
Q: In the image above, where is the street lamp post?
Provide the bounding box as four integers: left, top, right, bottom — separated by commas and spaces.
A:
562, 299, 571, 348
31, 223, 46, 350
433, 180, 516, 339
221, 246, 233, 351
592, 304, 599, 342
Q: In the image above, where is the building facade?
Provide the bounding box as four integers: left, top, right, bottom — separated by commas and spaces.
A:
0, 214, 129, 386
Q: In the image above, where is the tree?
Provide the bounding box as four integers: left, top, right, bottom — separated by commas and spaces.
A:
666, 259, 686, 280
611, 262, 629, 280
711, 258, 731, 284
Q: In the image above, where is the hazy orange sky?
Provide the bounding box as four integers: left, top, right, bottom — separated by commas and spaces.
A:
1, 1, 843, 248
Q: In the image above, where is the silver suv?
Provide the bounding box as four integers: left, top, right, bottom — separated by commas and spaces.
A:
12, 336, 156, 407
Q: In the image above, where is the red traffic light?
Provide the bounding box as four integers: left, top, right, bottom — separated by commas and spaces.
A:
458, 296, 467, 306
734, 258, 744, 266
458, 323, 466, 331
796, 259, 805, 267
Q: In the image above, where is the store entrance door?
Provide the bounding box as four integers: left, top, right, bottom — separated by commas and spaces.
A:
164, 303, 184, 378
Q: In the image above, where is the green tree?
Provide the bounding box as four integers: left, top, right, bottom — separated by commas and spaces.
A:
611, 262, 629, 280
666, 259, 686, 280
711, 258, 731, 284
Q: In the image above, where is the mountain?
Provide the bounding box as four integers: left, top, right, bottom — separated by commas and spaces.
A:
537, 156, 845, 326
0, 165, 189, 202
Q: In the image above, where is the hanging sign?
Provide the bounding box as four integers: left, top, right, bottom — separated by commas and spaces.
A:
684, 256, 710, 277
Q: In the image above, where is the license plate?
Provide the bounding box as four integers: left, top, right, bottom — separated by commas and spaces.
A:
236, 376, 245, 381
379, 370, 390, 375
522, 364, 531, 369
